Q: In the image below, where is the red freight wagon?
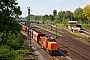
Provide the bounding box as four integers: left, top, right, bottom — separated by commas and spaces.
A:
31, 29, 45, 42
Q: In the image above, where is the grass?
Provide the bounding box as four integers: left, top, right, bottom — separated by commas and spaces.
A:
34, 56, 38, 60
57, 23, 68, 29
82, 24, 90, 30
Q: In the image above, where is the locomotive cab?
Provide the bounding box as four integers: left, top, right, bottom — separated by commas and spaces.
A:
40, 36, 59, 55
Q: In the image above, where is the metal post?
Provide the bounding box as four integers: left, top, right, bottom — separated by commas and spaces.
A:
27, 7, 31, 49
71, 13, 72, 21
56, 25, 58, 38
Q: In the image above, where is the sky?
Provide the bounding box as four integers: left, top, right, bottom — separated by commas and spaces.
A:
17, 0, 90, 17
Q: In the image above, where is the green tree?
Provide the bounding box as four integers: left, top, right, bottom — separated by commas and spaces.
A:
0, 45, 29, 60
83, 4, 90, 20
58, 11, 65, 23
74, 7, 86, 22
65, 10, 72, 19
53, 16, 58, 24
30, 15, 43, 21
30, 14, 34, 20
0, 0, 22, 33
42, 14, 49, 22
48, 14, 55, 22
0, 0, 30, 60
6, 32, 28, 50
0, 0, 22, 42
64, 10, 73, 23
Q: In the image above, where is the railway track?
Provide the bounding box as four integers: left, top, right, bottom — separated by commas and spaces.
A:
58, 34, 90, 59
58, 40, 90, 60
45, 24, 90, 59
31, 25, 90, 60
48, 24, 90, 51
81, 29, 90, 37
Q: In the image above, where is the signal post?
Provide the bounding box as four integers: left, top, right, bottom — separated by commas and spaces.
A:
27, 7, 31, 49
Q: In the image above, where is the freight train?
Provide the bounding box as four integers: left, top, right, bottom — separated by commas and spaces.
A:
31, 27, 59, 55
19, 22, 59, 56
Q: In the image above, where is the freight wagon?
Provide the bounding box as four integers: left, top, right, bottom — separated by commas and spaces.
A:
18, 22, 28, 32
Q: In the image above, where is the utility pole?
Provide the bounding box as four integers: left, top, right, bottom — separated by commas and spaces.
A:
27, 7, 31, 49
71, 13, 72, 21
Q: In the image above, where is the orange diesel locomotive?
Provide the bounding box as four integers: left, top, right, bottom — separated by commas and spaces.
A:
31, 28, 59, 55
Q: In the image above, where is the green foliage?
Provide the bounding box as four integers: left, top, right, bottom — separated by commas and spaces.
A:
65, 10, 72, 19
0, 31, 29, 60
82, 24, 90, 30
30, 15, 40, 20
45, 19, 50, 24
63, 18, 70, 24
29, 14, 54, 23
0, 0, 22, 33
6, 32, 28, 50
0, 0, 22, 17
0, 19, 21, 33
42, 14, 49, 21
42, 14, 54, 23
57, 11, 65, 23
53, 16, 58, 24
0, 45, 30, 60
74, 7, 86, 21
0, 0, 30, 60
83, 4, 90, 20
48, 14, 55, 22
13, 49, 29, 60
0, 45, 10, 57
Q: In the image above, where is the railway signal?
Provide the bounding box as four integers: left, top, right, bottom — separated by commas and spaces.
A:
27, 7, 32, 49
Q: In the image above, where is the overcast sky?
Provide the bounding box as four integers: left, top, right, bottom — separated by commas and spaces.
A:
17, 0, 90, 17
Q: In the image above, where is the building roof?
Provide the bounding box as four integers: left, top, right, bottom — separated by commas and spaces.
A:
68, 21, 77, 24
